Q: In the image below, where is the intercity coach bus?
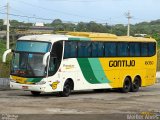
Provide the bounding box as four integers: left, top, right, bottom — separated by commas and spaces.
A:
3, 32, 157, 97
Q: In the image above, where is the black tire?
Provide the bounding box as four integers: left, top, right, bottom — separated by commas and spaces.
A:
94, 89, 105, 93
31, 91, 41, 96
120, 77, 131, 93
130, 77, 140, 92
59, 82, 72, 97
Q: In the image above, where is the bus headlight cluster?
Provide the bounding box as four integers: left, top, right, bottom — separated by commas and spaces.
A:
10, 79, 16, 83
35, 81, 46, 85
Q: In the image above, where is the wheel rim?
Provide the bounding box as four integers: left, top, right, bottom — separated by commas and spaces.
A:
133, 79, 139, 90
64, 84, 71, 95
124, 80, 130, 90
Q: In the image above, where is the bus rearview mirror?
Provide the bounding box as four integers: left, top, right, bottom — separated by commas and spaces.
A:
2, 49, 12, 63
43, 52, 50, 66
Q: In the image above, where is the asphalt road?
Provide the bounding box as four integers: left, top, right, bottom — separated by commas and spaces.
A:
0, 83, 160, 120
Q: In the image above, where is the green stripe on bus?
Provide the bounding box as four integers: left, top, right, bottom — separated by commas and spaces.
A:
26, 78, 42, 83
68, 37, 90, 41
77, 58, 110, 84
77, 58, 100, 84
88, 58, 110, 83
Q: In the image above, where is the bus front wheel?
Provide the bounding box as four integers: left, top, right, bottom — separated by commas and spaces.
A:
59, 82, 72, 97
120, 77, 131, 93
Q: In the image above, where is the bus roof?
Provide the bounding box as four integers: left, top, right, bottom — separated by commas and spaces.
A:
67, 32, 156, 42
18, 34, 69, 43
18, 32, 156, 43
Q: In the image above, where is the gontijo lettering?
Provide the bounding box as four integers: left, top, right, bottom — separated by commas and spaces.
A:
109, 60, 135, 67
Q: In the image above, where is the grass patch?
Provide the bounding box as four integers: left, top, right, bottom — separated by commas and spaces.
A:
0, 41, 11, 78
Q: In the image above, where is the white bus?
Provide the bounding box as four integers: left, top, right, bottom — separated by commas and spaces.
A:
3, 32, 157, 97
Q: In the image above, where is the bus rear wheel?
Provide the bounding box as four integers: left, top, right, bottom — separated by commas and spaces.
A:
59, 82, 72, 97
120, 77, 131, 93
130, 77, 140, 92
31, 91, 41, 96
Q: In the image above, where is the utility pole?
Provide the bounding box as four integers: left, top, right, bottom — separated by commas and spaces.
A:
109, 18, 112, 33
6, 0, 10, 49
125, 11, 132, 36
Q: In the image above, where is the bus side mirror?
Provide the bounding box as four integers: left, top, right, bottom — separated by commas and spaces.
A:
43, 52, 50, 66
2, 49, 12, 63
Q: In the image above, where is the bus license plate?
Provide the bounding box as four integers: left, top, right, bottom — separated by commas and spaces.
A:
22, 86, 28, 89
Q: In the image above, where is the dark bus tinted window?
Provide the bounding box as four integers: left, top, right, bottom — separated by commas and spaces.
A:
92, 42, 104, 57
64, 41, 156, 58
141, 43, 148, 56
148, 42, 156, 56
105, 43, 117, 57
130, 43, 141, 57
117, 43, 129, 56
92, 42, 98, 57
98, 43, 104, 57
52, 41, 63, 60
78, 42, 91, 57
64, 41, 77, 58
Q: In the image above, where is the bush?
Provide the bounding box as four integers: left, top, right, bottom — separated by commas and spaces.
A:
0, 42, 11, 78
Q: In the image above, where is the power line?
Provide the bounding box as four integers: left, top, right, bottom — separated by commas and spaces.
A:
13, 0, 110, 22
0, 11, 82, 24
0, 5, 6, 8
0, 11, 112, 25
0, 5, 6, 11
1, 11, 131, 26
10, 7, 31, 16
2, 0, 126, 24
0, 12, 53, 21
0, 8, 6, 11
36, 0, 111, 3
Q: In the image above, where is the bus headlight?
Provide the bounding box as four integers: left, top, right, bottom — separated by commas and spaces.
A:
10, 79, 16, 83
35, 81, 46, 85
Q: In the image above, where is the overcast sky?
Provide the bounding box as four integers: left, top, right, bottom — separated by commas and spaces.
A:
0, 0, 160, 25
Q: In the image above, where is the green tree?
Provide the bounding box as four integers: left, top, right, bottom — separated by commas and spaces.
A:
76, 22, 88, 32
51, 19, 64, 31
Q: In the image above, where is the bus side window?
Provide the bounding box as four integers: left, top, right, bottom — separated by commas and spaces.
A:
148, 42, 156, 56
117, 42, 129, 57
129, 43, 140, 57
130, 43, 135, 56
135, 43, 141, 57
48, 41, 63, 76
64, 41, 77, 58
92, 42, 104, 57
48, 57, 56, 76
105, 42, 117, 57
52, 41, 63, 60
98, 42, 104, 57
141, 43, 148, 57
92, 42, 99, 57
78, 42, 91, 58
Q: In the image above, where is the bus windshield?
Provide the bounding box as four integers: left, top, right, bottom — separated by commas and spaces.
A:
16, 41, 51, 53
11, 40, 52, 77
11, 52, 47, 77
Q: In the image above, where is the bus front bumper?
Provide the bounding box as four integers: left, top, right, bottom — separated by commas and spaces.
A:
10, 81, 54, 92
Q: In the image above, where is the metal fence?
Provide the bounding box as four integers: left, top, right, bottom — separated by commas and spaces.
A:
0, 78, 10, 89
